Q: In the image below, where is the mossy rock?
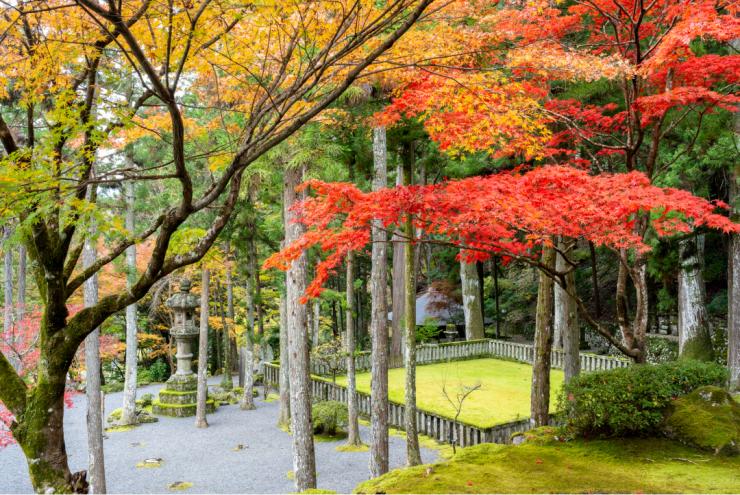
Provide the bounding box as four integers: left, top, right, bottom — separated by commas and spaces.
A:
137, 411, 159, 424
138, 393, 154, 407
663, 386, 740, 455
107, 408, 122, 423
167, 481, 193, 491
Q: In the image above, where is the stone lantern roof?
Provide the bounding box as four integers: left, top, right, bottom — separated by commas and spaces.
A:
166, 278, 200, 310
166, 278, 199, 338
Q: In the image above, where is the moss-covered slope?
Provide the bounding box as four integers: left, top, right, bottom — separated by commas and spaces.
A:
355, 438, 740, 494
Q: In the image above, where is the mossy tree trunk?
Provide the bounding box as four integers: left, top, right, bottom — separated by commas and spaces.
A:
369, 126, 390, 478
531, 246, 555, 427
678, 234, 714, 361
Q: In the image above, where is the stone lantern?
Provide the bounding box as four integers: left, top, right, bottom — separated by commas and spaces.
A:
167, 278, 199, 378
153, 277, 214, 417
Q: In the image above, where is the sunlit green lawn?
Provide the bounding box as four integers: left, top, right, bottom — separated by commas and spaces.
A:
336, 358, 563, 428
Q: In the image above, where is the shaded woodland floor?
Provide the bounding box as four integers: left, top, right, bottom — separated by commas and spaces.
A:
0, 377, 437, 494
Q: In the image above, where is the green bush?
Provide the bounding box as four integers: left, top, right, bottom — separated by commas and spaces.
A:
312, 400, 348, 436
561, 360, 728, 437
148, 359, 170, 382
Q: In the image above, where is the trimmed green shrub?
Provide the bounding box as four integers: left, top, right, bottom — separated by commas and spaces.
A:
312, 400, 348, 435
663, 385, 739, 455
561, 360, 727, 437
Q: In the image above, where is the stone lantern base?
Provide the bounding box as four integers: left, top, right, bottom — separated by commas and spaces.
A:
152, 374, 216, 418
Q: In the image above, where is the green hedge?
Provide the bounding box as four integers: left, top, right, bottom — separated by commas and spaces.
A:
560, 360, 727, 437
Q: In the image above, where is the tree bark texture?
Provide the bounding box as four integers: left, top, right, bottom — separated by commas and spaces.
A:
460, 256, 484, 340
730, 63, 740, 390
284, 166, 316, 490
17, 244, 26, 323
240, 246, 256, 410
555, 238, 580, 383
345, 251, 361, 446
120, 180, 138, 426
84, 233, 107, 494
369, 126, 390, 478
531, 246, 555, 427
278, 286, 291, 426
402, 163, 421, 467
195, 269, 210, 428
391, 163, 405, 360
678, 235, 714, 361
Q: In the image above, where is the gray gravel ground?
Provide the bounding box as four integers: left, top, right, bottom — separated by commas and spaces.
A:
0, 378, 436, 494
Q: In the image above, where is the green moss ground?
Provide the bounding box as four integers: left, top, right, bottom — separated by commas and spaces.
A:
355, 438, 740, 494
338, 358, 563, 428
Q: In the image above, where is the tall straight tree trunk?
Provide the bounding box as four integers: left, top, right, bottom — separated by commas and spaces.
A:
369, 126, 390, 478
730, 62, 740, 390
678, 234, 714, 361
555, 238, 580, 383
531, 246, 555, 426
120, 180, 138, 426
391, 164, 405, 360
284, 166, 316, 490
195, 269, 210, 428
84, 227, 106, 494
402, 158, 421, 467
241, 244, 256, 410
3, 226, 16, 370
460, 256, 484, 340
345, 251, 361, 446
278, 288, 291, 426
17, 244, 25, 323
220, 272, 234, 390
312, 301, 320, 346
588, 242, 602, 318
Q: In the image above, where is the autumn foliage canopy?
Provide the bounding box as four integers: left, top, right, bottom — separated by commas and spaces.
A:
265, 166, 739, 300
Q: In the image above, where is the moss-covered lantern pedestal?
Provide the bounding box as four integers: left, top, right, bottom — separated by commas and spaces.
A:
152, 278, 216, 417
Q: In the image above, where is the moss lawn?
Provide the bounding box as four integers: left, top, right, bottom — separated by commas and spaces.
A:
355, 437, 740, 494
337, 358, 563, 428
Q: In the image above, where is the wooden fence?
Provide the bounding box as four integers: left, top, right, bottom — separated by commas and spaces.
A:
263, 362, 539, 448
265, 338, 629, 448
310, 338, 630, 376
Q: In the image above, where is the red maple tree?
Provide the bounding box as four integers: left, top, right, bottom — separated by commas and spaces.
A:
265, 166, 738, 358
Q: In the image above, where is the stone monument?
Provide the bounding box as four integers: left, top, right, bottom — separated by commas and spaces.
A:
152, 278, 215, 417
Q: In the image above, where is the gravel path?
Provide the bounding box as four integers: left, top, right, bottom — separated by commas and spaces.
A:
0, 378, 436, 494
